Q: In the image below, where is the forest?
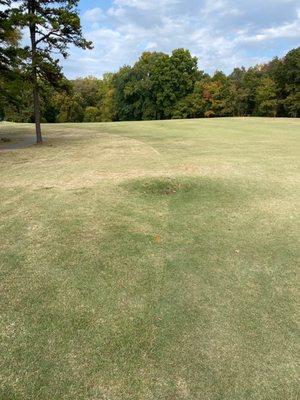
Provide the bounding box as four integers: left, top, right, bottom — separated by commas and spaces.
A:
1, 46, 299, 123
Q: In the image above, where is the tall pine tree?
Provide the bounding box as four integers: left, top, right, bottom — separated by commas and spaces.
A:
11, 0, 92, 143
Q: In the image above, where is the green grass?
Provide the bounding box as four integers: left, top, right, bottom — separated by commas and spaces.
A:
0, 118, 299, 399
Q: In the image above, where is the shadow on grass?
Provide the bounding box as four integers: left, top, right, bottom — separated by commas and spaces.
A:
0, 134, 36, 152
121, 176, 254, 204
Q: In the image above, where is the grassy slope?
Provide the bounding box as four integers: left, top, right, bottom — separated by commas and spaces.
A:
0, 118, 299, 399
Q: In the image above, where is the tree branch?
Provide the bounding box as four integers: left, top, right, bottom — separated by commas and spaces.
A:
35, 29, 60, 45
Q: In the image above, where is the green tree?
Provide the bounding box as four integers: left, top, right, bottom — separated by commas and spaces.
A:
72, 77, 101, 108
54, 92, 84, 122
131, 52, 163, 120
171, 73, 209, 119
2, 80, 34, 122
0, 0, 20, 72
151, 50, 198, 119
228, 68, 249, 116
112, 49, 199, 121
0, 0, 21, 116
98, 73, 116, 121
242, 66, 263, 115
113, 65, 136, 121
170, 49, 198, 99
282, 48, 300, 117
11, 0, 92, 142
255, 77, 277, 116
83, 106, 101, 122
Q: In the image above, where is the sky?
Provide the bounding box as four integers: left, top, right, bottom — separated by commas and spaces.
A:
31, 0, 300, 78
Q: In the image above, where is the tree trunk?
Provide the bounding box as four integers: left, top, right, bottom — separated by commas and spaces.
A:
28, 0, 42, 144
33, 81, 42, 143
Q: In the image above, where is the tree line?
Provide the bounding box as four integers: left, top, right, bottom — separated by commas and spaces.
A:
2, 47, 299, 124
1, 1, 299, 136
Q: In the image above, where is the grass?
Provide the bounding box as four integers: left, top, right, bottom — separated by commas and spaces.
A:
0, 117, 299, 399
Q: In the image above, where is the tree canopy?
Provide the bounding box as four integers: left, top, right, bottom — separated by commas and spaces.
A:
1, 43, 299, 123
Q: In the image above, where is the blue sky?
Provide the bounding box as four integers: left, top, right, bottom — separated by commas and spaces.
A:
63, 0, 300, 78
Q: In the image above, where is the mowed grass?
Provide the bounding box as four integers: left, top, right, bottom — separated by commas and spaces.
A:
0, 118, 299, 399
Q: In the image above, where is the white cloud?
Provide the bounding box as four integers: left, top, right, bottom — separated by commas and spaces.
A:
114, 0, 180, 10
83, 7, 105, 23
145, 42, 158, 50
237, 20, 300, 43
62, 0, 300, 78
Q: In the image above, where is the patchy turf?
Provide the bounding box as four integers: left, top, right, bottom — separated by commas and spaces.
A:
0, 118, 299, 399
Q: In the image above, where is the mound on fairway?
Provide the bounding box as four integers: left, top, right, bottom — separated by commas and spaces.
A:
0, 118, 299, 399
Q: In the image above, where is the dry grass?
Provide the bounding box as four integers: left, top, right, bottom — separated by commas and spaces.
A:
0, 118, 299, 399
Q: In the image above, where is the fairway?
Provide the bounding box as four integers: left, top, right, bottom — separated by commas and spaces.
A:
0, 118, 299, 399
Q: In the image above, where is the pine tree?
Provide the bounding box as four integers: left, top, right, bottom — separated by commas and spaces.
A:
11, 0, 92, 143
